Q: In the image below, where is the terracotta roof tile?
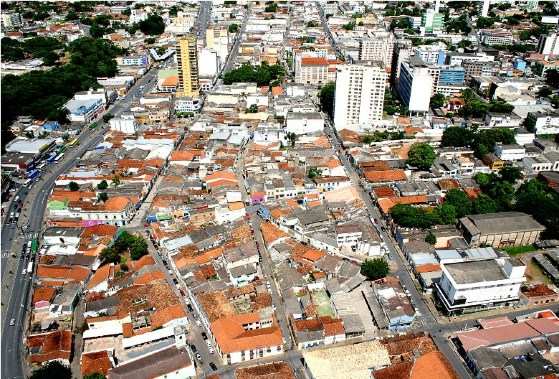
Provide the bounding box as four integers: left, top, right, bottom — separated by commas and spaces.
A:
81, 351, 113, 377
364, 169, 407, 183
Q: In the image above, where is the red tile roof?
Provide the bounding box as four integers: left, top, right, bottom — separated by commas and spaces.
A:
27, 330, 72, 364
301, 57, 328, 66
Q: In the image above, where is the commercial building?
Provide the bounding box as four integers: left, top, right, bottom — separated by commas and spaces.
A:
527, 110, 559, 135
435, 257, 526, 314
294, 53, 339, 85
458, 212, 546, 248
285, 112, 324, 135
333, 62, 387, 131
414, 43, 446, 65
480, 29, 513, 46
199, 48, 220, 78
109, 114, 137, 134
398, 61, 433, 114
176, 34, 200, 98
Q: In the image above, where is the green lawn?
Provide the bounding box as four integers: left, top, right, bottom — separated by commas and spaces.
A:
502, 245, 537, 256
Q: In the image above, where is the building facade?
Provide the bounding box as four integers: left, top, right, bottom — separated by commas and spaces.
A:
334, 63, 387, 131
458, 212, 546, 248
398, 62, 433, 114
176, 34, 200, 98
435, 258, 526, 314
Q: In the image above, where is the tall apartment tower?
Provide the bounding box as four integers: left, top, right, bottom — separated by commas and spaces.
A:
482, 0, 490, 17
538, 33, 559, 59
334, 63, 387, 131
358, 31, 395, 71
176, 34, 200, 97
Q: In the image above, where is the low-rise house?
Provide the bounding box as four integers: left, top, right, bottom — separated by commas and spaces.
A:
26, 330, 73, 366
494, 143, 526, 161
210, 312, 284, 365
285, 112, 324, 135
374, 276, 416, 331
292, 316, 345, 349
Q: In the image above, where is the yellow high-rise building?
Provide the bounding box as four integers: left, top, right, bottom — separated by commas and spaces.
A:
176, 34, 200, 98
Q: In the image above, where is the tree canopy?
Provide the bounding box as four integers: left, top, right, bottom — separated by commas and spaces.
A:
319, 82, 335, 119
228, 23, 239, 33
30, 361, 72, 379
132, 14, 165, 35
406, 143, 436, 170
101, 231, 149, 263
441, 126, 515, 158
2, 36, 121, 147
1, 36, 63, 65
360, 258, 389, 280
222, 63, 285, 87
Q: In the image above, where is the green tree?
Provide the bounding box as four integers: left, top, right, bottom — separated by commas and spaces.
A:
308, 167, 322, 179
102, 113, 114, 122
265, 2, 278, 12
436, 203, 457, 224
538, 86, 552, 98
425, 231, 436, 245
472, 194, 498, 214
476, 16, 495, 28
130, 238, 148, 260
430, 93, 446, 108
84, 374, 106, 379
319, 82, 335, 119
515, 179, 559, 238
499, 166, 522, 183
342, 21, 356, 30
441, 127, 475, 147
444, 189, 472, 218
68, 181, 80, 191
137, 14, 165, 35
390, 204, 434, 229
360, 258, 389, 280
30, 361, 72, 379
546, 69, 559, 89
286, 132, 297, 147
98, 192, 109, 202
100, 246, 120, 264
222, 63, 285, 86
228, 23, 239, 33
406, 143, 436, 170
97, 180, 108, 190
247, 104, 258, 113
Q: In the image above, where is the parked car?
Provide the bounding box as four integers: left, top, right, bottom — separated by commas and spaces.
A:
195, 353, 202, 361
209, 363, 217, 371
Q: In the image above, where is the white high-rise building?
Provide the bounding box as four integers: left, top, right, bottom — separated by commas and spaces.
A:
398, 62, 434, 114
334, 63, 387, 131
538, 33, 559, 58
482, 0, 490, 17
358, 31, 395, 71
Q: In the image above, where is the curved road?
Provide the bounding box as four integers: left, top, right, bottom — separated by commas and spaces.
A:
1, 68, 158, 379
